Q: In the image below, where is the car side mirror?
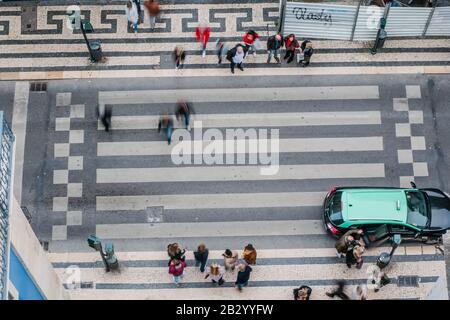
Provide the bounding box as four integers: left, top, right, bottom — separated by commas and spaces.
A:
410, 181, 417, 189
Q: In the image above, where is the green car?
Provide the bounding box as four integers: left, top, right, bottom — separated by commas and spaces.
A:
323, 184, 450, 246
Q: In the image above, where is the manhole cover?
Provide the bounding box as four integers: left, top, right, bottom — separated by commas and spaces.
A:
146, 206, 163, 223
30, 82, 47, 92
397, 276, 419, 287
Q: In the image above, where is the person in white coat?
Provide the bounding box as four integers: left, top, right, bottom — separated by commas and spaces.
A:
126, 0, 139, 33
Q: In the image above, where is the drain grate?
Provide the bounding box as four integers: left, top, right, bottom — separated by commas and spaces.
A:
397, 276, 419, 287
30, 82, 47, 92
80, 282, 94, 289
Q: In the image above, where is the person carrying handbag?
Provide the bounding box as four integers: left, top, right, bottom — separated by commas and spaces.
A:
205, 263, 225, 286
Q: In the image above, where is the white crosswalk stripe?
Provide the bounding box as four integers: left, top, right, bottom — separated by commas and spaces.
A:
100, 111, 382, 130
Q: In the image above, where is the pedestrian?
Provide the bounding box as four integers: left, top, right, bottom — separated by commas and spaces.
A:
204, 263, 225, 286
293, 285, 312, 300
167, 243, 186, 264
195, 23, 211, 58
222, 249, 239, 271
243, 30, 260, 57
158, 114, 174, 144
193, 243, 209, 273
215, 38, 228, 65
235, 263, 252, 291
144, 0, 160, 30
335, 229, 364, 258
298, 40, 314, 67
125, 0, 139, 34
175, 100, 194, 130
266, 33, 284, 64
226, 44, 247, 74
242, 244, 257, 265
352, 284, 368, 300
325, 281, 350, 300
169, 259, 187, 286
132, 0, 142, 24
283, 34, 299, 64
96, 104, 112, 132
346, 244, 365, 269
173, 46, 186, 70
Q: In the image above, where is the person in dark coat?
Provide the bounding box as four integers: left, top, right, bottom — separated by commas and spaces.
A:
193, 243, 209, 273
226, 44, 248, 74
298, 40, 314, 67
175, 100, 194, 130
173, 46, 186, 70
283, 34, 299, 64
266, 33, 284, 64
335, 229, 363, 258
96, 105, 112, 132
235, 263, 252, 291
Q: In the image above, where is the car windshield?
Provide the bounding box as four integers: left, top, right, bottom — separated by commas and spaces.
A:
405, 191, 429, 228
328, 191, 344, 225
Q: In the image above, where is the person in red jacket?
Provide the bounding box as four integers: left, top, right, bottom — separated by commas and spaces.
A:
283, 33, 300, 64
195, 23, 211, 58
169, 259, 187, 286
243, 30, 260, 57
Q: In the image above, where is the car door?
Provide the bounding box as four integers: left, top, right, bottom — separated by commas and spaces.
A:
350, 223, 390, 246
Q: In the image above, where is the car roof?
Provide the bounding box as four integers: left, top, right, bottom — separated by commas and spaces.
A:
341, 188, 409, 223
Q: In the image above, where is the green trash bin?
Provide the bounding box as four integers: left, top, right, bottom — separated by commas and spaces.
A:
89, 41, 104, 62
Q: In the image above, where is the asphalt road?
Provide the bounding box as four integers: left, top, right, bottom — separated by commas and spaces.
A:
1, 73, 450, 252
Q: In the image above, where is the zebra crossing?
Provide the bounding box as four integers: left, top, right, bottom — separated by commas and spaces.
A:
45, 81, 446, 299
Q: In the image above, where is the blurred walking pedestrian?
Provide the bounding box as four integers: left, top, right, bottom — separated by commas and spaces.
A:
195, 23, 211, 58
283, 34, 299, 64
298, 39, 314, 67
266, 33, 283, 64
243, 30, 260, 57
158, 114, 174, 144
126, 0, 139, 34
222, 249, 239, 271
132, 0, 142, 24
96, 104, 112, 132
175, 100, 194, 130
173, 46, 186, 70
144, 0, 160, 30
167, 242, 186, 264
169, 259, 187, 286
226, 44, 247, 74
335, 229, 364, 258
346, 244, 365, 269
293, 285, 312, 300
215, 38, 228, 65
352, 284, 368, 300
235, 263, 252, 291
205, 263, 225, 286
326, 281, 350, 300
194, 243, 209, 273
242, 244, 257, 265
